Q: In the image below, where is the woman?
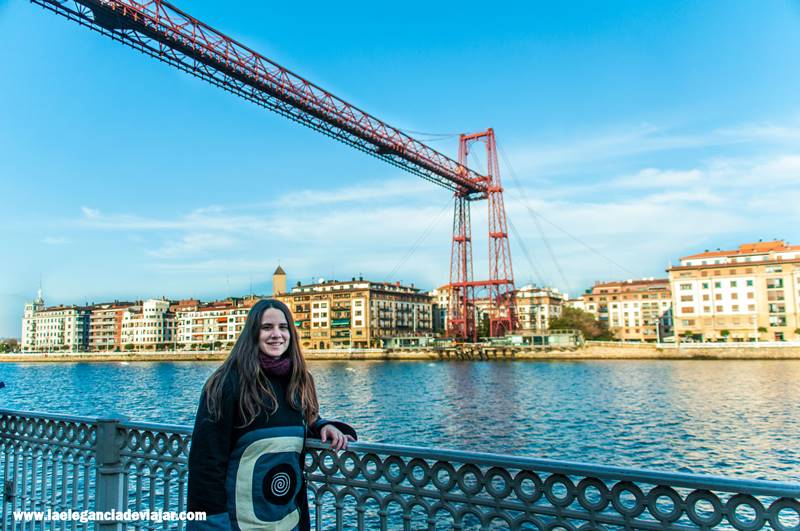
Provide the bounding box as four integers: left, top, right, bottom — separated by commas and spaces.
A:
187, 299, 356, 530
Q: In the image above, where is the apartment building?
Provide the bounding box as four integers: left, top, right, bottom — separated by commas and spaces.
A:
276, 277, 433, 349
429, 285, 452, 333
515, 285, 565, 332
668, 240, 800, 341
88, 301, 135, 351
21, 292, 90, 351
583, 278, 672, 341
120, 299, 174, 347
175, 297, 256, 348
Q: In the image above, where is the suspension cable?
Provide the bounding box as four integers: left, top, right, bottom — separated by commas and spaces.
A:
497, 142, 637, 280
385, 200, 453, 283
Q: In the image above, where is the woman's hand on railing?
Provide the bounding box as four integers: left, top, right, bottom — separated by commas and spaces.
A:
320, 424, 356, 451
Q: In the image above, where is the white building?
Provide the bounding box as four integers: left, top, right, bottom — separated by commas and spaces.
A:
668, 241, 800, 341
175, 298, 255, 347
21, 291, 90, 351
120, 299, 174, 347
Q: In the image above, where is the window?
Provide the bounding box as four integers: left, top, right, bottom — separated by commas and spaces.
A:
730, 281, 737, 287
703, 306, 711, 313
715, 294, 722, 301
746, 280, 753, 287
681, 307, 695, 314
732, 305, 739, 312
714, 282, 722, 288
680, 295, 693, 302
766, 278, 784, 289
680, 283, 692, 290
702, 294, 710, 301
731, 293, 738, 300
770, 316, 787, 327
716, 306, 723, 312
747, 292, 754, 299
747, 304, 755, 311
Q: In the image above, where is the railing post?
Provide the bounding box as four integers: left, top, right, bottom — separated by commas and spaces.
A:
95, 418, 124, 531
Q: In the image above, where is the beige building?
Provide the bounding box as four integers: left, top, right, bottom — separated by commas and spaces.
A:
583, 279, 672, 341
429, 285, 452, 333
276, 277, 433, 349
668, 240, 800, 341
273, 266, 287, 296
515, 285, 565, 332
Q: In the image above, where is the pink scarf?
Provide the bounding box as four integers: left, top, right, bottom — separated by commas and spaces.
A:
259, 353, 292, 376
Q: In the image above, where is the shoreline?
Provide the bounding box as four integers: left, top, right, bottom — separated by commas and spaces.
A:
3, 343, 800, 362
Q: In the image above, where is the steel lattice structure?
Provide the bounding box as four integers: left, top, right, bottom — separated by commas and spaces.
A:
33, 0, 518, 339
448, 129, 517, 340
33, 0, 488, 198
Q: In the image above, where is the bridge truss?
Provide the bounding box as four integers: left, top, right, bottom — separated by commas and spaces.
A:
33, 0, 519, 339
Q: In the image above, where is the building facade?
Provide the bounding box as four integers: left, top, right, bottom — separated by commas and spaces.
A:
21, 292, 90, 351
276, 278, 433, 349
515, 285, 566, 332
668, 240, 800, 341
120, 299, 174, 348
88, 302, 135, 351
175, 297, 256, 348
582, 278, 672, 341
429, 285, 451, 334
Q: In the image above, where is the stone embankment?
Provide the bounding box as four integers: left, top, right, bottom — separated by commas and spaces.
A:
3, 342, 800, 362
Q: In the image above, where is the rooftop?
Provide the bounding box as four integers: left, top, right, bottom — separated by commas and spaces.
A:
682, 240, 800, 260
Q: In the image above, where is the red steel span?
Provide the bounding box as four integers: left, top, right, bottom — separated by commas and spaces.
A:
34, 0, 518, 339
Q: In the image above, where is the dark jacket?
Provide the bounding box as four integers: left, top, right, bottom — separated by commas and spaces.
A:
186, 371, 356, 531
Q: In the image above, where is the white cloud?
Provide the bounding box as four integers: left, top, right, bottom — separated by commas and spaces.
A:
81, 206, 100, 218
147, 233, 237, 258
503, 118, 800, 179
41, 236, 69, 245
62, 120, 800, 297
610, 168, 704, 189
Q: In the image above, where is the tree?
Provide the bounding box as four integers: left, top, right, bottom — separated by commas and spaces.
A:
720, 329, 731, 341
0, 339, 19, 353
549, 308, 614, 340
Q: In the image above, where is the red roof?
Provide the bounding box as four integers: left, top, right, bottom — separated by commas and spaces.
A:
682, 240, 799, 260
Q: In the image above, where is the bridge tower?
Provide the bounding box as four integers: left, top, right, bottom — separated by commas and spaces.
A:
448, 129, 517, 340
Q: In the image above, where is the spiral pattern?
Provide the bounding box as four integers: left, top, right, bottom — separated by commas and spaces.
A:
271, 472, 291, 497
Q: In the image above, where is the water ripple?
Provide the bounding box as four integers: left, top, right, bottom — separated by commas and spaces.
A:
1, 359, 798, 482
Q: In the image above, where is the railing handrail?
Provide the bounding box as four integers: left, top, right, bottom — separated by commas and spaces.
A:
4, 408, 797, 498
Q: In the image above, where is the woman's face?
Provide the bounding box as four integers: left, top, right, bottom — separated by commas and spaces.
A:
258, 308, 291, 358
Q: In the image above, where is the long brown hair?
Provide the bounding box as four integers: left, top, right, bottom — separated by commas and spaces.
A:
203, 299, 319, 427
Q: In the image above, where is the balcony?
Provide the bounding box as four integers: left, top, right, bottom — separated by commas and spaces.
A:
0, 410, 795, 530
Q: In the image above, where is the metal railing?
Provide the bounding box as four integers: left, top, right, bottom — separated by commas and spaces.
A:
2, 410, 798, 530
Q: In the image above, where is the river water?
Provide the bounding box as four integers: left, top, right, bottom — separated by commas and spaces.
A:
0, 359, 798, 483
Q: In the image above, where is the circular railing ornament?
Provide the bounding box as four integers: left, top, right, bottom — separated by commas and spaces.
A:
686, 489, 724, 528
726, 493, 766, 531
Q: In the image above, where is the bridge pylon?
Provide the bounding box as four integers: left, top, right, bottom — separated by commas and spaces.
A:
447, 129, 517, 341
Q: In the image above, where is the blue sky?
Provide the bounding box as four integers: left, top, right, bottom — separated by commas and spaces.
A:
2, 0, 800, 337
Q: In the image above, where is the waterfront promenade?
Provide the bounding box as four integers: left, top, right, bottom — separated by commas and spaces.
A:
1, 409, 798, 530
5, 341, 800, 363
